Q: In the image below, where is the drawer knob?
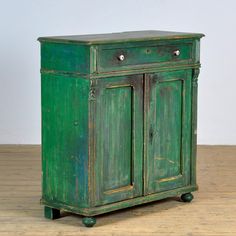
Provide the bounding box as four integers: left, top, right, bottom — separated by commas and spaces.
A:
118, 54, 125, 61
173, 50, 180, 56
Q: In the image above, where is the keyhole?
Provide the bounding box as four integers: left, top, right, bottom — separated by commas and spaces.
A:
149, 128, 154, 142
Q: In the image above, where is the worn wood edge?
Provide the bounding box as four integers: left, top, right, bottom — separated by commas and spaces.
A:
40, 63, 201, 79
89, 45, 98, 74
40, 69, 88, 78
89, 63, 201, 79
143, 74, 149, 195
190, 68, 199, 186
97, 38, 195, 50
38, 34, 204, 45
40, 185, 198, 217
88, 78, 96, 207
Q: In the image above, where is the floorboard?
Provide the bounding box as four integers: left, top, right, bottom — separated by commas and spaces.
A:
0, 145, 235, 236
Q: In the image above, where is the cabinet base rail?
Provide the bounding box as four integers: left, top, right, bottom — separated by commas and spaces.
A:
42, 185, 197, 227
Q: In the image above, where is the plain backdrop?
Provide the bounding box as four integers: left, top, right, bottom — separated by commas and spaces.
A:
0, 0, 235, 144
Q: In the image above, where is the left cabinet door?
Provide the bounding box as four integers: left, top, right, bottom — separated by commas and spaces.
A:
92, 75, 143, 206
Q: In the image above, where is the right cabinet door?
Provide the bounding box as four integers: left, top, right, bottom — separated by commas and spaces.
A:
145, 70, 192, 194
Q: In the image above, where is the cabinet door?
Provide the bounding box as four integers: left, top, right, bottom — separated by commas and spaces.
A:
93, 75, 143, 206
145, 70, 192, 194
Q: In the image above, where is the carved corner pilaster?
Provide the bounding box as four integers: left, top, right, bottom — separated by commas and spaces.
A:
192, 68, 200, 87
89, 79, 96, 101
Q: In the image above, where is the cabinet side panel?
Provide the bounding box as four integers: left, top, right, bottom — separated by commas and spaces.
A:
41, 42, 90, 74
41, 74, 89, 208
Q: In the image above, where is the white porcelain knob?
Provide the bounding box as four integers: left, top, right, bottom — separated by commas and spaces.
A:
118, 54, 125, 61
173, 50, 180, 56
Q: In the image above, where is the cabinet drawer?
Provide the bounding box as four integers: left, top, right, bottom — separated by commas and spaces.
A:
97, 43, 193, 72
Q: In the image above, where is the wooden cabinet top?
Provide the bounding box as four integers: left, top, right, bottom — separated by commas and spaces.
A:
38, 30, 204, 44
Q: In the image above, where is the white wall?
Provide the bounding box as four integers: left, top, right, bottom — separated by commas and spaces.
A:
0, 0, 235, 144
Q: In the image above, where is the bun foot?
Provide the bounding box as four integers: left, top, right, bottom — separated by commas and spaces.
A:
181, 192, 194, 202
82, 217, 96, 227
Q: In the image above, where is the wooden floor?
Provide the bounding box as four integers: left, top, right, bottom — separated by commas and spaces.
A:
0, 145, 235, 236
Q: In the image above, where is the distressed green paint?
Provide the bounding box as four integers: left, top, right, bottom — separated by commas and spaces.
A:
94, 75, 143, 206
41, 185, 198, 217
101, 86, 132, 190
145, 70, 192, 194
39, 30, 204, 226
41, 73, 90, 208
98, 42, 192, 72
41, 42, 90, 74
191, 68, 200, 185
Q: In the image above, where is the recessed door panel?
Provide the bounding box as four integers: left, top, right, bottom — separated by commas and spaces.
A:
94, 75, 143, 206
103, 86, 132, 191
145, 70, 192, 194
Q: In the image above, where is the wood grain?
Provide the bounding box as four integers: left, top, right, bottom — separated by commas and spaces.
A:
0, 145, 235, 235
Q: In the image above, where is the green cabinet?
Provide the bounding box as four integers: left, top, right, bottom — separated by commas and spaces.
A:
39, 30, 204, 227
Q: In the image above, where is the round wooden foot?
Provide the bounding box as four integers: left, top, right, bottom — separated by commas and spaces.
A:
82, 217, 96, 227
181, 192, 194, 202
